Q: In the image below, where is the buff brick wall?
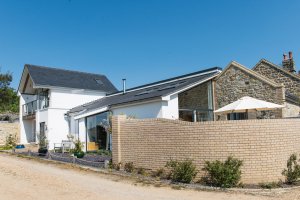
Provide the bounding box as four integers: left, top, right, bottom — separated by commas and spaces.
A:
112, 115, 300, 184
0, 122, 20, 145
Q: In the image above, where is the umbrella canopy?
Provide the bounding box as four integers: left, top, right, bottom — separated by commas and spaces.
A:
214, 96, 284, 114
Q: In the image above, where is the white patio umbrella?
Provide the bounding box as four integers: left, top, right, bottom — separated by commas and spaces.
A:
214, 96, 284, 114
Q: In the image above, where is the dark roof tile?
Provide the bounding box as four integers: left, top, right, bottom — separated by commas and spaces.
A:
26, 64, 117, 93
69, 67, 221, 114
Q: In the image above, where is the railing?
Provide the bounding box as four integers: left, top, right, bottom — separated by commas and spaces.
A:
23, 100, 38, 116
179, 109, 214, 122
22, 97, 50, 117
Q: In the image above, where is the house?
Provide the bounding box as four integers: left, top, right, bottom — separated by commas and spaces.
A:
18, 64, 117, 149
214, 52, 300, 120
66, 67, 222, 151
18, 52, 300, 151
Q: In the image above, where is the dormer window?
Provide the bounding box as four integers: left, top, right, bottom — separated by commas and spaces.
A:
95, 79, 103, 85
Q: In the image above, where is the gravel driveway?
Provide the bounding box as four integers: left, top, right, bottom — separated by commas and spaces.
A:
0, 153, 299, 200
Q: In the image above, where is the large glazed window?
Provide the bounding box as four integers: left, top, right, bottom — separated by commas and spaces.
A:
86, 112, 109, 151
178, 81, 214, 122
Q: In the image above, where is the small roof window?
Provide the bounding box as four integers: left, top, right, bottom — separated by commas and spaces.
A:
95, 79, 103, 85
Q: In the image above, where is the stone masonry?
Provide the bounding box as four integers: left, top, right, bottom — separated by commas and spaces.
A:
112, 115, 300, 184
254, 60, 300, 97
214, 63, 284, 119
0, 122, 20, 145
178, 82, 208, 110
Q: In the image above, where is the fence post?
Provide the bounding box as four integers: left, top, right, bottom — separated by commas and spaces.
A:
111, 115, 126, 165
193, 110, 197, 122
104, 160, 109, 168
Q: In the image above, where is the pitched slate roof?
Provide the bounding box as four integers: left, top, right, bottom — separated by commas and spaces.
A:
253, 59, 300, 81
25, 64, 118, 93
68, 67, 221, 114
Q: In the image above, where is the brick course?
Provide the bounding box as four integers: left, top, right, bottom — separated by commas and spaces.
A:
112, 116, 300, 184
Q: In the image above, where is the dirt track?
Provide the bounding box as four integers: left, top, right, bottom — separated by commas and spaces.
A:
0, 153, 299, 200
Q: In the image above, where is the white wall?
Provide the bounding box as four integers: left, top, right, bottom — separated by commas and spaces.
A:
112, 101, 163, 119
161, 94, 179, 119
19, 87, 106, 148
44, 88, 105, 149
78, 118, 86, 151
19, 94, 37, 144
111, 97, 179, 120
46, 108, 70, 149
49, 89, 106, 109
75, 98, 180, 151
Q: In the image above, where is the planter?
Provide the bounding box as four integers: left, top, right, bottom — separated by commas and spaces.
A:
38, 148, 48, 156
15, 144, 25, 149
76, 151, 85, 158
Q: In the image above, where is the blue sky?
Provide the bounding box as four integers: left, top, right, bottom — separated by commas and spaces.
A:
1, 0, 300, 90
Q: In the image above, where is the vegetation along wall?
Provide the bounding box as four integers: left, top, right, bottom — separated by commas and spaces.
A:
112, 115, 300, 184
0, 122, 19, 145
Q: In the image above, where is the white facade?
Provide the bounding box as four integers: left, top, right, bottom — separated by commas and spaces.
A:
20, 87, 106, 149
72, 97, 180, 152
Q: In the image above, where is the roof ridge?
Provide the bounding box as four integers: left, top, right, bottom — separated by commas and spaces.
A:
25, 64, 106, 77
215, 61, 282, 88
253, 59, 300, 80
108, 66, 221, 95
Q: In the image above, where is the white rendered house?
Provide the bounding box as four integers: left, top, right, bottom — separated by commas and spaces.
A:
18, 64, 117, 149
67, 67, 222, 151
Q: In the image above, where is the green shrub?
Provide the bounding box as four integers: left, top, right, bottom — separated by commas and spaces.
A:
259, 182, 281, 189
108, 161, 121, 171
202, 156, 243, 188
5, 134, 16, 149
152, 168, 166, 178
124, 162, 135, 173
282, 153, 300, 184
136, 167, 147, 176
72, 139, 83, 154
165, 159, 197, 183
97, 149, 112, 156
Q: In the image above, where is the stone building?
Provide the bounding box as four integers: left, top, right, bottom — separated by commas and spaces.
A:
214, 52, 300, 120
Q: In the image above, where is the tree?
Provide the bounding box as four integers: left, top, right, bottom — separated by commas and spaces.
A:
0, 71, 19, 113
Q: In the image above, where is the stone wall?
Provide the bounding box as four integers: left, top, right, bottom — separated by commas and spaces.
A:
254, 61, 300, 97
112, 115, 300, 184
178, 82, 208, 110
215, 64, 284, 119
0, 122, 20, 145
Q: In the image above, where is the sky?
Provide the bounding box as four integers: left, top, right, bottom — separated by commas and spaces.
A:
1, 0, 300, 90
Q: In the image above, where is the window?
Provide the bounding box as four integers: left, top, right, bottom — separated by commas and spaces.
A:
86, 112, 109, 151
95, 79, 103, 85
227, 113, 247, 120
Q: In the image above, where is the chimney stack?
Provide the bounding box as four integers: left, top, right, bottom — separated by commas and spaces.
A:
283, 53, 287, 61
289, 51, 293, 59
122, 78, 126, 94
282, 51, 296, 73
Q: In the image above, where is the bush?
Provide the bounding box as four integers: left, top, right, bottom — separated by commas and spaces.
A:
152, 168, 166, 178
259, 182, 281, 189
76, 151, 85, 158
108, 161, 121, 171
165, 159, 197, 183
5, 134, 16, 149
97, 149, 112, 156
202, 156, 243, 188
282, 153, 300, 184
124, 162, 135, 173
72, 139, 83, 154
136, 167, 147, 176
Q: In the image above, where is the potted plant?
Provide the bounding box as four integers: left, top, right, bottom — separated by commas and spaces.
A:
73, 139, 84, 158
38, 134, 48, 156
